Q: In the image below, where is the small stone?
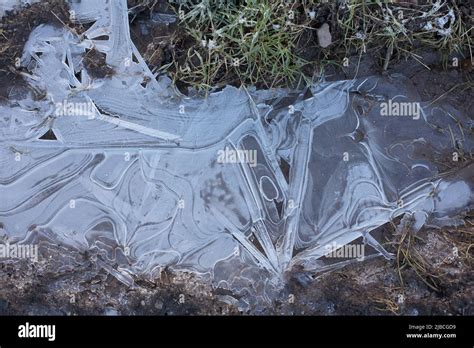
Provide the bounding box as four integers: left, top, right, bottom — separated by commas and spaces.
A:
317, 23, 332, 48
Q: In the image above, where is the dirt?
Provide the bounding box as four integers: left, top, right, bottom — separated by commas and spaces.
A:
0, 0, 85, 102
83, 48, 115, 79
0, 212, 471, 315
0, 0, 472, 315
279, 213, 473, 316
127, 0, 199, 93
0, 263, 235, 315
0, 0, 115, 100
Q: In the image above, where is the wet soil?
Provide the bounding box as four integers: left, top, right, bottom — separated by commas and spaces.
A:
83, 48, 115, 79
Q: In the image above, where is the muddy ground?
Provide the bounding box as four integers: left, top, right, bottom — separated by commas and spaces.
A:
0, 213, 472, 315
0, 0, 472, 315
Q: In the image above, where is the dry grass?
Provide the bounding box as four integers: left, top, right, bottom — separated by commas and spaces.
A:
166, 0, 473, 92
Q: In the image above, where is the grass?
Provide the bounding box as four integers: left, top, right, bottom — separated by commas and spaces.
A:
374, 295, 401, 315
394, 226, 442, 292
169, 0, 313, 92
441, 216, 474, 264
385, 210, 473, 294
164, 0, 473, 93
335, 0, 473, 72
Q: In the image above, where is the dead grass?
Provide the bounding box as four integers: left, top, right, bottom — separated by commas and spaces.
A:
394, 226, 443, 291
385, 210, 473, 295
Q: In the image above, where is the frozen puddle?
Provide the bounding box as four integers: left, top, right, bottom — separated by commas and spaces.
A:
0, 0, 472, 305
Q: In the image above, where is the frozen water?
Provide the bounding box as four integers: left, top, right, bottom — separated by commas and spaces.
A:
0, 0, 472, 304
0, 0, 38, 18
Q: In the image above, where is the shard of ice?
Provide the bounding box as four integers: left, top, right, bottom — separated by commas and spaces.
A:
0, 0, 472, 305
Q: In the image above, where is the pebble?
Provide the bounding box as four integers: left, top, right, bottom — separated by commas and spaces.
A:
317, 23, 332, 48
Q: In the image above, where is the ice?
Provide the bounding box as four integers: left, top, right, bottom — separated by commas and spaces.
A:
0, 0, 39, 18
0, 0, 472, 305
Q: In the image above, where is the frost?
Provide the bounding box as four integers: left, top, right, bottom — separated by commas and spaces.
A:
422, 5, 455, 37
0, 0, 472, 304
